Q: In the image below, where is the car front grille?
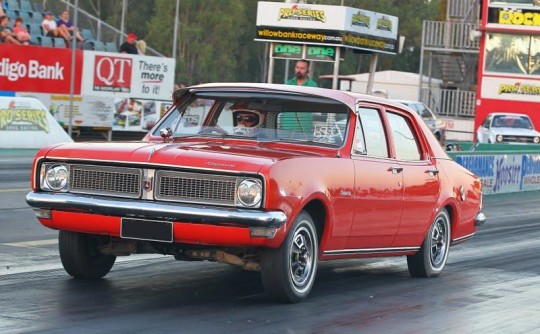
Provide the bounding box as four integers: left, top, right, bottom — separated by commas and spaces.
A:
70, 164, 142, 198
501, 136, 537, 143
67, 164, 242, 206
155, 170, 237, 206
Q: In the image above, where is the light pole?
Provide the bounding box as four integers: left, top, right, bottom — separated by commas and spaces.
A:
68, 0, 79, 138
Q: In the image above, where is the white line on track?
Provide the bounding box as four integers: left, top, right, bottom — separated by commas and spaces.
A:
2, 239, 58, 248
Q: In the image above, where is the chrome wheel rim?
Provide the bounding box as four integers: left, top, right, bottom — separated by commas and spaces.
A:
289, 224, 315, 290
430, 216, 448, 268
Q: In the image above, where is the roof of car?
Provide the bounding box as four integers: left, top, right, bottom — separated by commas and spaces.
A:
173, 82, 408, 111
488, 112, 530, 118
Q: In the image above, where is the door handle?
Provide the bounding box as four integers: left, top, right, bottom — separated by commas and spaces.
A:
389, 166, 403, 174
426, 168, 439, 176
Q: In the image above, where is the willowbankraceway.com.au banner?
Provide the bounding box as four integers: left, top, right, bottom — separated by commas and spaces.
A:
255, 27, 397, 54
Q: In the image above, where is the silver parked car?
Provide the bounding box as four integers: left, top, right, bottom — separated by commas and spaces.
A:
394, 100, 446, 142
476, 112, 540, 144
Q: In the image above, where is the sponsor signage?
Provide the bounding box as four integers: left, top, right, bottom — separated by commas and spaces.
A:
0, 45, 83, 94
23, 93, 115, 128
255, 1, 399, 54
306, 46, 337, 61
81, 51, 176, 100
481, 77, 540, 102
455, 154, 540, 195
487, 5, 540, 30
93, 55, 133, 93
0, 99, 49, 132
272, 43, 339, 62
272, 43, 303, 59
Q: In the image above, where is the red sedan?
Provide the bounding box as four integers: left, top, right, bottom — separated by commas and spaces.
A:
26, 83, 485, 302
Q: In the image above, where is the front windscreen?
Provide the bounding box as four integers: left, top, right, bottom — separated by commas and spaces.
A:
491, 115, 534, 129
153, 92, 350, 147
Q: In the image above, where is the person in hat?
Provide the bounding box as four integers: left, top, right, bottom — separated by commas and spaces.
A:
120, 33, 138, 54
42, 10, 71, 42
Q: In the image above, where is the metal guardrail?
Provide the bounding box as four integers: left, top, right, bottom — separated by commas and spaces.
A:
423, 21, 480, 52
421, 88, 476, 118
447, 0, 478, 22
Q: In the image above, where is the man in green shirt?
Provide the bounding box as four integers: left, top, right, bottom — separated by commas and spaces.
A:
282, 59, 317, 135
285, 59, 318, 87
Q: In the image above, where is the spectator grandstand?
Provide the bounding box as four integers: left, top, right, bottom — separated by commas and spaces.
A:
1, 0, 162, 55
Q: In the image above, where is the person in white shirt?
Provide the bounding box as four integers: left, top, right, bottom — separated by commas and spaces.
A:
41, 11, 71, 43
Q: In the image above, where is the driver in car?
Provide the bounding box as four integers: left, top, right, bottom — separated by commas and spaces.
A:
233, 109, 264, 136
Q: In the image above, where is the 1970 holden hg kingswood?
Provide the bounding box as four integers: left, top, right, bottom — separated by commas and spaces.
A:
27, 83, 485, 302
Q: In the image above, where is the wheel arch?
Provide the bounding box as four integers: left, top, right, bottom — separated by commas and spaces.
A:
302, 199, 327, 245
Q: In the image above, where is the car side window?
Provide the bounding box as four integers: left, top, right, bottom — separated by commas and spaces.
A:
358, 107, 388, 158
386, 111, 422, 161
482, 116, 491, 128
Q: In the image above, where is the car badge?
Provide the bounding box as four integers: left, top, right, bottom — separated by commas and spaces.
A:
459, 186, 466, 201
143, 177, 153, 191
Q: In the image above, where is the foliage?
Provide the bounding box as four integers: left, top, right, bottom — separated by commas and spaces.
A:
74, 0, 441, 85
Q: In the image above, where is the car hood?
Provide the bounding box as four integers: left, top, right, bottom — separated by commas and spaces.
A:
489, 127, 540, 136
42, 141, 327, 173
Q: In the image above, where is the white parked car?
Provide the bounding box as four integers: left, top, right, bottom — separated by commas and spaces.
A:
476, 113, 540, 144
394, 100, 446, 142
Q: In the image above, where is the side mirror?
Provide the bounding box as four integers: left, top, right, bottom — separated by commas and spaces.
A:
160, 127, 173, 142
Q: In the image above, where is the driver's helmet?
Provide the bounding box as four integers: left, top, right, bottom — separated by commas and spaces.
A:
232, 109, 263, 136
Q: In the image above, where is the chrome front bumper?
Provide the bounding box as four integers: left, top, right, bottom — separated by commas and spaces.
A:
474, 212, 487, 226
26, 192, 288, 228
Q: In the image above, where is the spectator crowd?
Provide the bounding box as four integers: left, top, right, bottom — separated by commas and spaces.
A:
0, 0, 147, 54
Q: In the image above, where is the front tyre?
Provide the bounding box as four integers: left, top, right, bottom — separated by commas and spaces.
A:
59, 231, 116, 279
261, 211, 318, 303
407, 209, 451, 277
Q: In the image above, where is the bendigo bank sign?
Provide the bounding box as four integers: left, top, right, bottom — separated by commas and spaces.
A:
0, 45, 82, 94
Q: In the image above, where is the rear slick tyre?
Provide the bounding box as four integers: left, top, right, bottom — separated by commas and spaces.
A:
407, 209, 451, 278
261, 211, 318, 303
59, 230, 116, 279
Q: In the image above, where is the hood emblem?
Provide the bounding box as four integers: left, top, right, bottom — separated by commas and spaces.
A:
143, 177, 153, 192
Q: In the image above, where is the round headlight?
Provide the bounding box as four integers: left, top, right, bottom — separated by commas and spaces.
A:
496, 135, 504, 142
236, 179, 262, 207
45, 165, 69, 191
534, 136, 540, 144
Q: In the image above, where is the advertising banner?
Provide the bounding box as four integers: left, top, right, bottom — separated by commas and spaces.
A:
0, 44, 83, 94
481, 77, 540, 102
113, 97, 171, 131
455, 153, 540, 195
272, 43, 340, 62
81, 51, 176, 100
0, 96, 73, 149
20, 92, 115, 128
487, 3, 540, 30
255, 1, 399, 54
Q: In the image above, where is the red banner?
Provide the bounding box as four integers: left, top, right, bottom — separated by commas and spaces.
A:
0, 44, 83, 94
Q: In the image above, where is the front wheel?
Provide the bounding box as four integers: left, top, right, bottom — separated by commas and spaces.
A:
261, 211, 319, 303
407, 209, 451, 277
59, 231, 116, 279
